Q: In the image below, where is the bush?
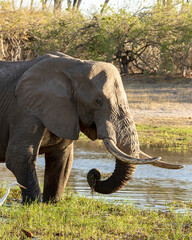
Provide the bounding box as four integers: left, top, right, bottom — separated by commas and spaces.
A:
0, 1, 191, 77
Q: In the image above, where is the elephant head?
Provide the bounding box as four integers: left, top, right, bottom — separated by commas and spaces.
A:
16, 53, 183, 195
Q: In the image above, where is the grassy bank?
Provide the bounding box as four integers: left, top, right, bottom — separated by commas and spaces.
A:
0, 188, 192, 239
78, 124, 192, 152
137, 124, 192, 152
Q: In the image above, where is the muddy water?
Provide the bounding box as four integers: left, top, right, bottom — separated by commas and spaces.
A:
0, 142, 192, 210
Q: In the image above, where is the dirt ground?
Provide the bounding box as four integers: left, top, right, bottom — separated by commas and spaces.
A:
122, 75, 192, 127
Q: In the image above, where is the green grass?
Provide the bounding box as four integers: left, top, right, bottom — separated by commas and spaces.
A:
78, 125, 192, 152
137, 124, 192, 152
0, 188, 192, 239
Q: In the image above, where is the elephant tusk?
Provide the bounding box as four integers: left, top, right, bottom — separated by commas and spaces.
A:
103, 139, 161, 164
139, 151, 184, 169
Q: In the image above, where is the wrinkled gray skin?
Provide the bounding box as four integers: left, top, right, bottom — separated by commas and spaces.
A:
0, 52, 163, 203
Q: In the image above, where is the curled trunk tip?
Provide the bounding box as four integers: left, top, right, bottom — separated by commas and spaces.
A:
87, 168, 101, 191
87, 160, 137, 194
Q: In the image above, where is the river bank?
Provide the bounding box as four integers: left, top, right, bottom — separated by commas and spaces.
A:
0, 189, 192, 240
79, 123, 192, 152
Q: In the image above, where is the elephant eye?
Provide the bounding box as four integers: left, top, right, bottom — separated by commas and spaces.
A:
96, 98, 102, 105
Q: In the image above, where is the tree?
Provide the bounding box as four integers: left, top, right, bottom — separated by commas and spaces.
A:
30, 0, 33, 10
54, 0, 83, 13
73, 0, 82, 10
54, 0, 63, 13
41, 0, 48, 11
19, 0, 23, 9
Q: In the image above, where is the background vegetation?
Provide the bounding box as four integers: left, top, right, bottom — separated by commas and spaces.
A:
0, 0, 191, 76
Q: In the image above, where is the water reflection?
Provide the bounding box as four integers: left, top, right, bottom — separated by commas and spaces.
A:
0, 141, 192, 210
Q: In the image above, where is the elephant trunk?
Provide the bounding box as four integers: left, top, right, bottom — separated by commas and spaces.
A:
87, 160, 136, 194
87, 138, 183, 194
87, 138, 143, 194
87, 112, 155, 194
87, 112, 183, 194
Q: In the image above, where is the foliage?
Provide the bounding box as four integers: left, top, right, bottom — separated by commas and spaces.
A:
28, 11, 86, 57
144, 3, 192, 75
0, 1, 191, 76
0, 3, 50, 60
0, 189, 192, 239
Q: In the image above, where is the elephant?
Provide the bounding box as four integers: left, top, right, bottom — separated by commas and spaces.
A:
0, 52, 183, 203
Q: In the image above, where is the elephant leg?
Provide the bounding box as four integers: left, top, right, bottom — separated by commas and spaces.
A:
7, 156, 41, 203
43, 141, 74, 202
5, 120, 45, 203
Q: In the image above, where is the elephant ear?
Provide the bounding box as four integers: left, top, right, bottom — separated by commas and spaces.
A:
15, 57, 80, 140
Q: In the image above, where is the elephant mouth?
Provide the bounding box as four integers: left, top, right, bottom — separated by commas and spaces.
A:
90, 122, 97, 130
79, 121, 97, 140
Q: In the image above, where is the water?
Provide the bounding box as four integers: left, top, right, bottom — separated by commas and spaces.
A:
0, 141, 192, 210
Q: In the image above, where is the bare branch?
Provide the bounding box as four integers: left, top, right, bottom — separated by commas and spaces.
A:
100, 0, 110, 15
19, 0, 23, 9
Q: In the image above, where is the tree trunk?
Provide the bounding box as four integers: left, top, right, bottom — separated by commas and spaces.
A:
30, 0, 34, 11
182, 46, 191, 77
67, 0, 72, 10
12, 0, 15, 10
73, 0, 82, 10
54, 0, 62, 13
42, 0, 48, 11
19, 0, 23, 9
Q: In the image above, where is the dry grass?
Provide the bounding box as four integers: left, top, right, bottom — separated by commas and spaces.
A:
122, 75, 192, 127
